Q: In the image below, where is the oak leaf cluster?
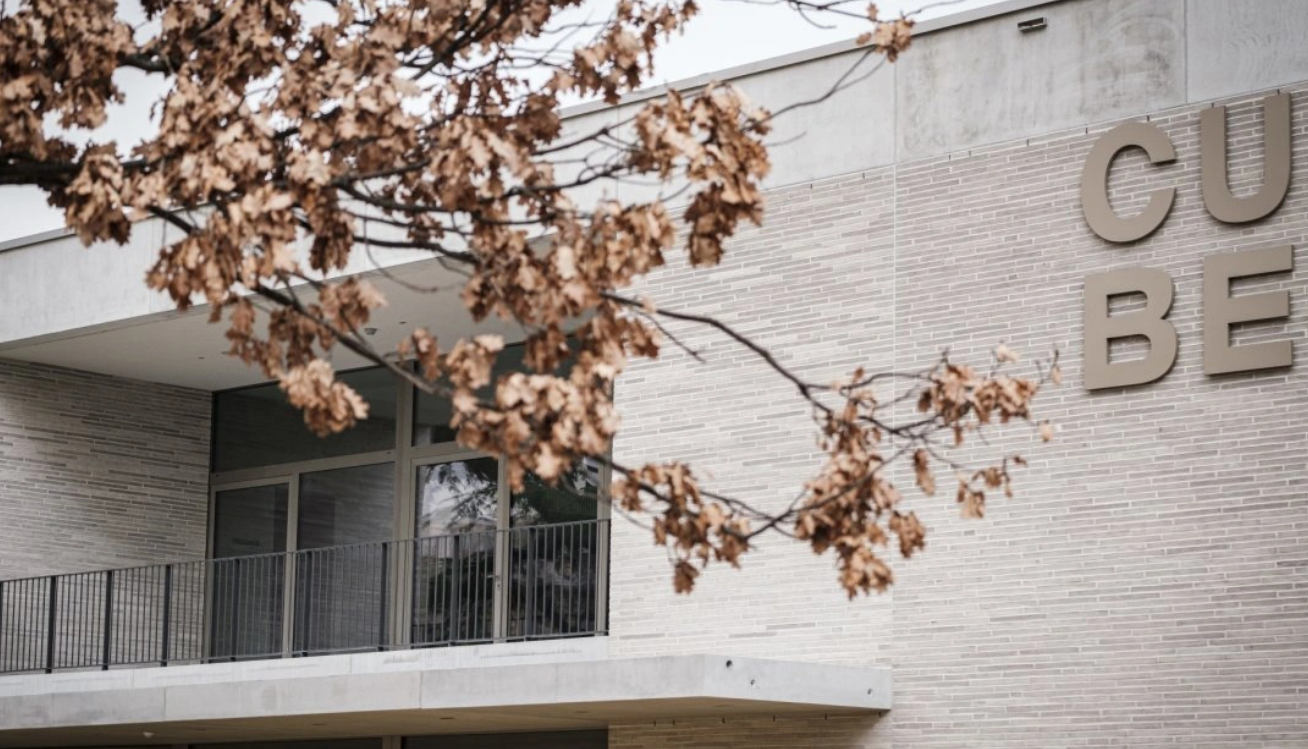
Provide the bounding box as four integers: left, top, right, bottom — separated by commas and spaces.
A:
0, 0, 1056, 596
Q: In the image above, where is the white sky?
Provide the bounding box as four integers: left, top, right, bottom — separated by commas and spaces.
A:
0, 0, 1000, 243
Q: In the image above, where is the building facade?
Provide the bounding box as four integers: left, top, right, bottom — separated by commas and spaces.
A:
1, 0, 1307, 747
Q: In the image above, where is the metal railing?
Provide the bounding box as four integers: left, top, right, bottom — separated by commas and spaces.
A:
0, 519, 608, 674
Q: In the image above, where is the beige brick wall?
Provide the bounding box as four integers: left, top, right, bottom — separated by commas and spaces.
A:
0, 359, 211, 579
611, 83, 1308, 748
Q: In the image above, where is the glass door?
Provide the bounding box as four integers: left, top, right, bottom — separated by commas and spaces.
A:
505, 460, 602, 639
407, 454, 607, 647
410, 456, 499, 646
209, 481, 290, 660
293, 462, 396, 655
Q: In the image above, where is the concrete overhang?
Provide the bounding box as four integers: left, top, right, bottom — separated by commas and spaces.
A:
0, 219, 519, 390
0, 640, 891, 747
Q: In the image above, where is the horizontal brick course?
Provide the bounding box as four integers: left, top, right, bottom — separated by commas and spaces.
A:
611, 83, 1308, 748
0, 359, 210, 579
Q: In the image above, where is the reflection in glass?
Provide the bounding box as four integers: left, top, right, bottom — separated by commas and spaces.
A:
510, 458, 601, 526
412, 458, 499, 645
415, 459, 499, 536
210, 484, 288, 660
294, 463, 395, 655
213, 367, 398, 472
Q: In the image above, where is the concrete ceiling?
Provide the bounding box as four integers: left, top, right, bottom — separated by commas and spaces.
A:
0, 258, 524, 392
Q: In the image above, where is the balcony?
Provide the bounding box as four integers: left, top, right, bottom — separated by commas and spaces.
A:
0, 519, 608, 675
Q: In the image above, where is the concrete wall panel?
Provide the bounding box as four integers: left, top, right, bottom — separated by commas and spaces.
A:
897, 0, 1185, 161
735, 49, 897, 187
1187, 0, 1308, 103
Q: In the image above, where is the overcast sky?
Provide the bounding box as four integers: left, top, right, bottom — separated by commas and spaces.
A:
0, 0, 1000, 243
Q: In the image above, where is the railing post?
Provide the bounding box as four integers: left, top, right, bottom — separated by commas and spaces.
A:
101, 570, 114, 670
160, 564, 173, 666
594, 519, 609, 636
44, 576, 58, 674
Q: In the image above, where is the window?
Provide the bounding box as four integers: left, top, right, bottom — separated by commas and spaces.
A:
212, 367, 397, 472
208, 346, 609, 656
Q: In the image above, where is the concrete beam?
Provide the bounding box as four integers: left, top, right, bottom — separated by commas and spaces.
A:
0, 642, 891, 747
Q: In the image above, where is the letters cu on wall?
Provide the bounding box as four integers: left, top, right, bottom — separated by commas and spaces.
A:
1080, 94, 1295, 390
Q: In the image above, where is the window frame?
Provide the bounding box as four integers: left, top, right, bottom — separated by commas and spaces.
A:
206, 353, 613, 650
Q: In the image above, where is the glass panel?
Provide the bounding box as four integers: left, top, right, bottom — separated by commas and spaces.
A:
411, 382, 457, 447
510, 458, 601, 527
293, 463, 395, 654
415, 459, 500, 536
210, 484, 288, 660
411, 458, 498, 645
213, 485, 289, 559
213, 367, 398, 472
297, 463, 396, 548
506, 459, 602, 639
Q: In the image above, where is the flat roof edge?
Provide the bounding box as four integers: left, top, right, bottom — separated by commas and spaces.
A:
0, 226, 72, 254
0, 0, 1067, 255
559, 0, 1066, 118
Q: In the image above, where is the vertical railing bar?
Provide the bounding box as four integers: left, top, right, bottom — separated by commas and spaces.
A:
161, 564, 173, 666
121, 570, 128, 665
71, 575, 79, 669
113, 572, 120, 666
163, 564, 176, 664
120, 571, 128, 666
135, 568, 143, 664
129, 570, 137, 666
125, 570, 133, 665
0, 580, 6, 672
565, 525, 572, 634
101, 570, 114, 670
23, 579, 30, 670
147, 567, 154, 665
24, 580, 31, 670
44, 576, 58, 673
527, 528, 536, 638
560, 527, 566, 636
451, 535, 461, 645
16, 581, 23, 671
131, 569, 139, 665
480, 534, 488, 641
343, 547, 350, 652
556, 527, 563, 637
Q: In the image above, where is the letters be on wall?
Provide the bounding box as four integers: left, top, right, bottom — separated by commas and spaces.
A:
1080, 94, 1296, 390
